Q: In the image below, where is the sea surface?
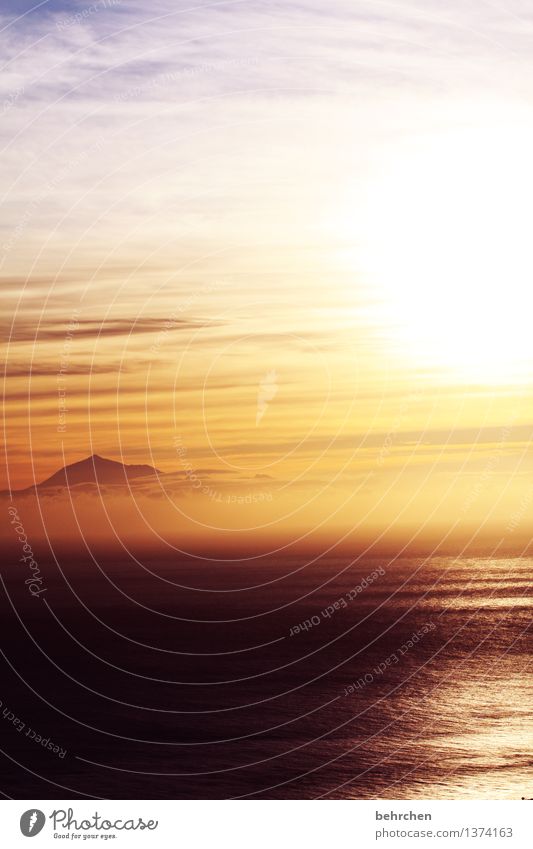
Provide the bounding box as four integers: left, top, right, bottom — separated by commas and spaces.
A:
1, 553, 531, 798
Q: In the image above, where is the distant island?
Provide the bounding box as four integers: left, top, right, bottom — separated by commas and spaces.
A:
5, 454, 161, 494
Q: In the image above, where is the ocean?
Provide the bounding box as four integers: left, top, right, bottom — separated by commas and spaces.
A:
1, 553, 531, 798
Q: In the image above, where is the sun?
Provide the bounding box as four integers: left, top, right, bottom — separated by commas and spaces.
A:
357, 123, 533, 382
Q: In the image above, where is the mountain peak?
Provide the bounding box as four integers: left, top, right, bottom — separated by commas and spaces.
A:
27, 453, 161, 491
85, 453, 116, 465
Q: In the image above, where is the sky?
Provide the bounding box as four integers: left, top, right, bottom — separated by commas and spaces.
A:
3, 0, 533, 551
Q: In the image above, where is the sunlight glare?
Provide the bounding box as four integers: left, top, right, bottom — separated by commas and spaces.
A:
360, 125, 533, 381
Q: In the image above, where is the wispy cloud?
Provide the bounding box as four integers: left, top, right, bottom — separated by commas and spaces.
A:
2, 316, 217, 342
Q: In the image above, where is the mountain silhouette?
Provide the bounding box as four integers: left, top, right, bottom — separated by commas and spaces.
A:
10, 454, 161, 493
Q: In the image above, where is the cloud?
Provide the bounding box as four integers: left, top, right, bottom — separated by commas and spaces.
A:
1, 0, 523, 271
3, 316, 217, 342
5, 361, 131, 376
